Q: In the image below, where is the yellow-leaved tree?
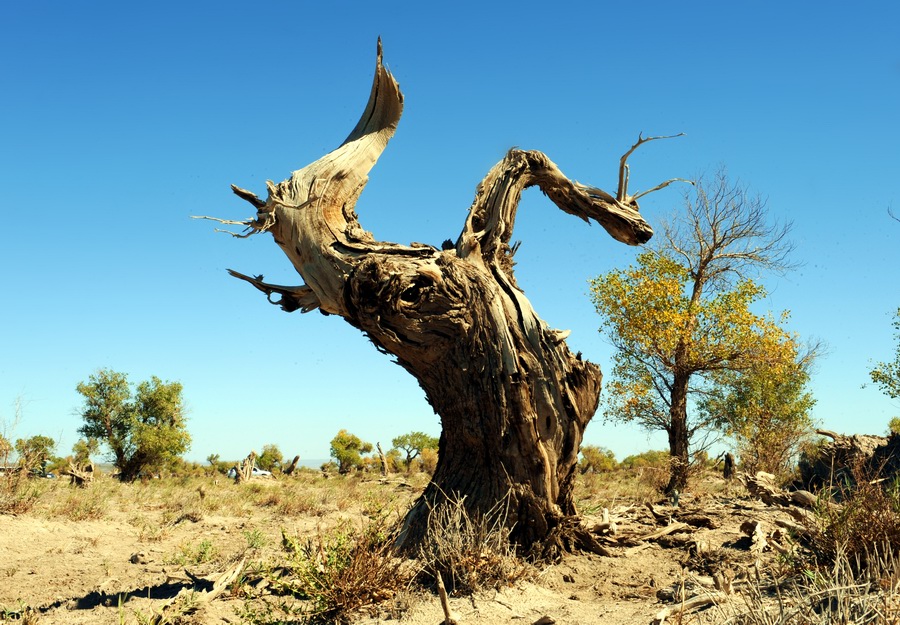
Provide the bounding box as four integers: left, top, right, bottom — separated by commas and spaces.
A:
590, 170, 798, 492
700, 339, 818, 478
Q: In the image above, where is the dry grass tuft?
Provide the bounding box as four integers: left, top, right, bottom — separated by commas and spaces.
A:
723, 545, 900, 624
803, 463, 900, 572
53, 487, 108, 520
417, 494, 533, 595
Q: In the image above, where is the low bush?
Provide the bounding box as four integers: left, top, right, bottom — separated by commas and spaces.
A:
274, 519, 413, 623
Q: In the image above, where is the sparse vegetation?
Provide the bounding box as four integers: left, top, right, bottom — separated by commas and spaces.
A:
802, 463, 900, 571
722, 545, 900, 624
1, 450, 899, 624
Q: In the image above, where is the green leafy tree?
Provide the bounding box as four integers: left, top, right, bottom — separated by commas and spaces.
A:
76, 369, 190, 481
329, 429, 372, 474
72, 438, 99, 466
257, 444, 284, 472
870, 308, 900, 400
206, 453, 220, 467
578, 445, 617, 474
591, 171, 795, 491
391, 431, 439, 473
14, 435, 56, 475
701, 340, 817, 477
888, 417, 900, 436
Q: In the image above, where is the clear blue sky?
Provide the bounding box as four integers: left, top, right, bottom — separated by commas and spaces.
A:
1, 2, 898, 465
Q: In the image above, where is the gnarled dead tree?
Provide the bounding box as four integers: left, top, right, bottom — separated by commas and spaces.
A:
202, 41, 682, 553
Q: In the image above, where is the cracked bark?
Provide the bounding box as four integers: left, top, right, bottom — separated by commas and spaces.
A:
213, 40, 660, 554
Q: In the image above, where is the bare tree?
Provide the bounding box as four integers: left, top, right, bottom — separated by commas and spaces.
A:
201, 41, 683, 553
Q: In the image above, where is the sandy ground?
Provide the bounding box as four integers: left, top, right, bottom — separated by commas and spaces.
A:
0, 474, 789, 624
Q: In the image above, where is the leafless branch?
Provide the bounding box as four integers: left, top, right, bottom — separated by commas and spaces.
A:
231, 184, 266, 208
226, 270, 321, 313
617, 133, 686, 202
633, 178, 694, 201
662, 168, 796, 290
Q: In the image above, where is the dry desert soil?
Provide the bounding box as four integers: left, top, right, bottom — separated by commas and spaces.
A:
0, 468, 850, 624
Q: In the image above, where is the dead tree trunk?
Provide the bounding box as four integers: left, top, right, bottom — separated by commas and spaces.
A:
283, 455, 300, 476
376, 443, 388, 477
723, 453, 735, 480
232, 451, 257, 484
204, 41, 670, 553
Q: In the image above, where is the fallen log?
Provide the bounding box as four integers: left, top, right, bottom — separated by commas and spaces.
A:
652, 590, 729, 624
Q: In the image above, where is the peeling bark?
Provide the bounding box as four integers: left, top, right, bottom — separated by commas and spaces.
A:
210, 40, 664, 553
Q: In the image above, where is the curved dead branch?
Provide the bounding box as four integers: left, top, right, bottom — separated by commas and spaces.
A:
458, 150, 654, 270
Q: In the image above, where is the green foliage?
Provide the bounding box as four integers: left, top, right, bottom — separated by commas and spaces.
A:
701, 340, 817, 477
257, 444, 284, 472
14, 435, 56, 474
888, 417, 900, 436
870, 307, 900, 400
391, 431, 439, 472
244, 529, 268, 550
205, 452, 232, 475
72, 438, 99, 466
168, 539, 219, 566
329, 429, 372, 474
620, 450, 670, 470
578, 445, 617, 474
76, 368, 190, 482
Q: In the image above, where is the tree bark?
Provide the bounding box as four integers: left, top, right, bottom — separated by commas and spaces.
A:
217, 41, 653, 553
666, 372, 691, 493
